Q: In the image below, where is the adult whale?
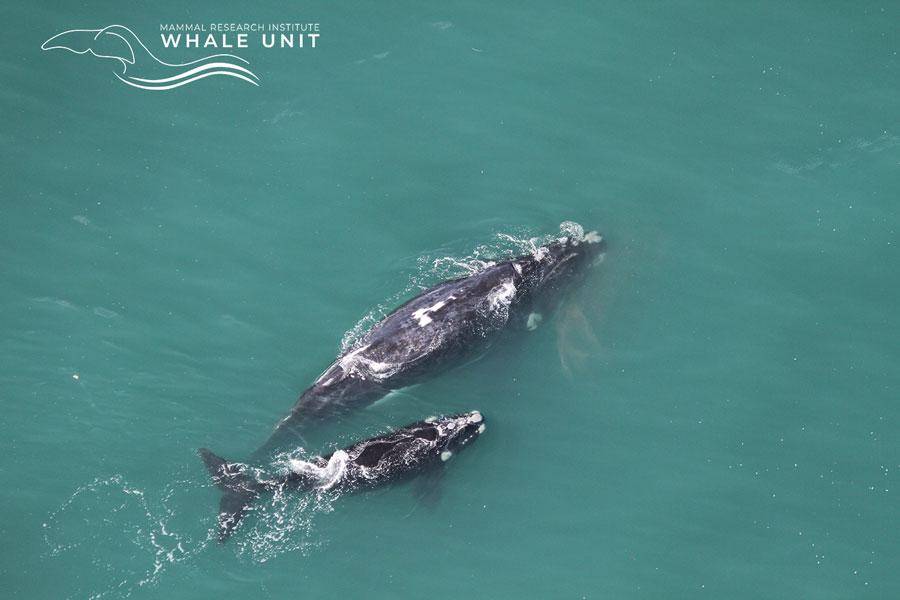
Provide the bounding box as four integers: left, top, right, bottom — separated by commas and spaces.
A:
253, 223, 605, 458
201, 411, 486, 541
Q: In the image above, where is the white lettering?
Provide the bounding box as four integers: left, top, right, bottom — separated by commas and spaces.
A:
160, 33, 180, 48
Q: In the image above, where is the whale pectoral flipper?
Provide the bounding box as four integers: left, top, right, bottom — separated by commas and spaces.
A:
412, 464, 446, 509
199, 448, 262, 542
526, 312, 543, 330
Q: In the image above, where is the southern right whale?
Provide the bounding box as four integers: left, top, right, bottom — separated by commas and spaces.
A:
201, 411, 486, 541
254, 223, 605, 457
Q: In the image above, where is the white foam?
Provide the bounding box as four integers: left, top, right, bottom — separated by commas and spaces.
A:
526, 312, 543, 331
358, 358, 402, 381
288, 458, 312, 474
366, 360, 394, 373
559, 221, 585, 242
289, 450, 348, 490
478, 279, 518, 328
319, 452, 349, 489
487, 280, 516, 311
336, 344, 371, 372
321, 343, 403, 383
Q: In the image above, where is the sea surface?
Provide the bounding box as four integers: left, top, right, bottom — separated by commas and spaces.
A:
1, 2, 898, 598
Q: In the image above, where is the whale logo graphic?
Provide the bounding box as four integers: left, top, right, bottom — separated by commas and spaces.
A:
41, 24, 259, 90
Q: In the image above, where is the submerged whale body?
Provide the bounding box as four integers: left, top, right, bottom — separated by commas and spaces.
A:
201, 411, 486, 541
255, 224, 606, 457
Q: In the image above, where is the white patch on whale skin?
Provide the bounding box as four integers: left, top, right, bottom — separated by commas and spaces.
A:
512, 262, 523, 275
425, 416, 437, 423
477, 423, 486, 434
440, 450, 453, 462
412, 295, 456, 327
469, 411, 483, 423
526, 312, 543, 331
412, 309, 434, 327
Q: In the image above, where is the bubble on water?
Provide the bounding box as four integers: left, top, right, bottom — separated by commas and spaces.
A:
234, 486, 335, 563
42, 475, 213, 598
559, 221, 585, 241
43, 473, 342, 593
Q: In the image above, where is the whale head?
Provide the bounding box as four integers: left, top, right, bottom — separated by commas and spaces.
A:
515, 222, 606, 297
424, 411, 486, 458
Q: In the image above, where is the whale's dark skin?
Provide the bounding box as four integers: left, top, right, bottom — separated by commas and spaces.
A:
254, 228, 605, 458
200, 411, 486, 541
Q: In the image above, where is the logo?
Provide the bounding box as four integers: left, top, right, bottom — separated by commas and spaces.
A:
41, 24, 259, 91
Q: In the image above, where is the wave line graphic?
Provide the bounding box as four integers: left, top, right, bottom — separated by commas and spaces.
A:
40, 24, 259, 91
115, 70, 260, 91
125, 61, 258, 84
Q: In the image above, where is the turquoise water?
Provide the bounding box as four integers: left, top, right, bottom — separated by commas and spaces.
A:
2, 2, 898, 598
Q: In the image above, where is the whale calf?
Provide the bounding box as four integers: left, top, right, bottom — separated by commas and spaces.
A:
201, 411, 486, 541
254, 224, 605, 458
